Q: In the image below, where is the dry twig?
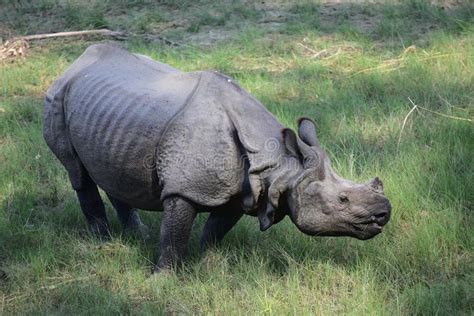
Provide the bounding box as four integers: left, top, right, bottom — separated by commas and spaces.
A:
39, 274, 96, 290
417, 106, 473, 122
398, 97, 472, 151
397, 97, 418, 151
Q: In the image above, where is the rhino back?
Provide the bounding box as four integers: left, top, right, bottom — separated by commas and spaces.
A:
63, 45, 200, 210
158, 71, 285, 208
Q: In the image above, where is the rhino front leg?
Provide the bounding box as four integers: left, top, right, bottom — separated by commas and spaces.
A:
75, 174, 110, 237
154, 196, 197, 273
200, 209, 243, 252
107, 194, 150, 240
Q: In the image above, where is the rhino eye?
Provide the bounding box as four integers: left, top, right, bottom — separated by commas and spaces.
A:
339, 195, 349, 203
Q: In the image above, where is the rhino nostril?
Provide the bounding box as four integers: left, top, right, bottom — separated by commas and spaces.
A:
374, 211, 388, 219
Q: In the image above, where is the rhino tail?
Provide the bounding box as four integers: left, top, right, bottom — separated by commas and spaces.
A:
43, 82, 86, 190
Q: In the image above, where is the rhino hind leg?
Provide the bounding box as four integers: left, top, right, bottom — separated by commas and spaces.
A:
153, 196, 197, 273
75, 173, 110, 237
200, 207, 243, 252
106, 194, 150, 240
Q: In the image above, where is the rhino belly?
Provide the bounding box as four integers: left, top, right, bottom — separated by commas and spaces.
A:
65, 76, 186, 211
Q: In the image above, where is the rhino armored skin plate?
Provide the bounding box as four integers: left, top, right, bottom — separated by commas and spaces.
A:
44, 43, 391, 272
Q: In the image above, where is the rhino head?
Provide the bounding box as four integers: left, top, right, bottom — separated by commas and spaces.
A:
263, 118, 391, 240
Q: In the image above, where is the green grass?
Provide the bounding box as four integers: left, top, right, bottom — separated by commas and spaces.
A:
1, 0, 473, 314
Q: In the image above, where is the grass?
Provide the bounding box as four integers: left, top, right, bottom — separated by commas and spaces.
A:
1, 0, 473, 314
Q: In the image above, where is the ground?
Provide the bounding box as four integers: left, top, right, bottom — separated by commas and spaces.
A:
0, 0, 473, 314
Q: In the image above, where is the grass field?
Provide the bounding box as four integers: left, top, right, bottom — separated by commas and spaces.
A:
1, 0, 473, 314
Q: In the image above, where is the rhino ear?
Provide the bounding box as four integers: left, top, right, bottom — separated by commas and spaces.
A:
282, 128, 300, 157
283, 128, 319, 169
298, 117, 319, 147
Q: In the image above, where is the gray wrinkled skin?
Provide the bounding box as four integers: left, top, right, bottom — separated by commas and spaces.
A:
44, 43, 391, 272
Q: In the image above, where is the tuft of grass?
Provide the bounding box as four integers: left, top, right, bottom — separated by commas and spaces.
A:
134, 11, 163, 33
286, 2, 321, 33
62, 2, 107, 29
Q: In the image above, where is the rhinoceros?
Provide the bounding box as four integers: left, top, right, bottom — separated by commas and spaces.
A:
44, 43, 391, 272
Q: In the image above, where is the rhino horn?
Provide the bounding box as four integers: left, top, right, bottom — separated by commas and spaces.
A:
368, 177, 384, 193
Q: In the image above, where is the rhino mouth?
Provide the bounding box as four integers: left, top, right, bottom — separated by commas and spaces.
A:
353, 221, 384, 233
351, 212, 389, 239
351, 222, 384, 240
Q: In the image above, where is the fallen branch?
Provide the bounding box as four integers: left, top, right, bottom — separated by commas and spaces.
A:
8, 29, 184, 48
12, 29, 126, 41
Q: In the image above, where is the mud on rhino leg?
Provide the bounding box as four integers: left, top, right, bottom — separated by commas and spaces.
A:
153, 196, 197, 273
200, 208, 243, 252
106, 194, 150, 240
75, 174, 110, 237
